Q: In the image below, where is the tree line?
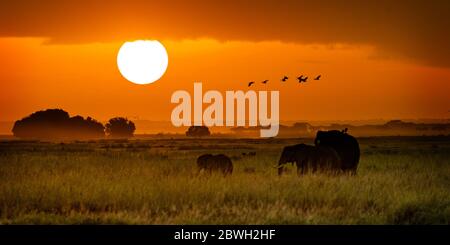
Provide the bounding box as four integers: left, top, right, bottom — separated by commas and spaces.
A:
12, 109, 135, 139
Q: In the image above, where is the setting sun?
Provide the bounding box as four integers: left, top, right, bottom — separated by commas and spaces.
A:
117, 40, 168, 85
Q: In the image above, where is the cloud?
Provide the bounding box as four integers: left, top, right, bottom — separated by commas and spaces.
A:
1, 0, 449, 67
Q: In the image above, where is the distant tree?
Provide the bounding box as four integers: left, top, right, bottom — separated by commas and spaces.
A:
69, 116, 105, 138
105, 117, 136, 138
186, 126, 211, 137
12, 109, 105, 139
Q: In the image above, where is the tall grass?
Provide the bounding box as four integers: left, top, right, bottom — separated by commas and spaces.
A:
0, 137, 449, 224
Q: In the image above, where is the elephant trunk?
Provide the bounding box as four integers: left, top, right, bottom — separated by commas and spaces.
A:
274, 155, 286, 168
277, 149, 290, 176
278, 165, 285, 176
314, 138, 320, 146
276, 160, 286, 176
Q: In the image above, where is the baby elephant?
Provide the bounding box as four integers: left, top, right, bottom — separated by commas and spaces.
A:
197, 154, 233, 175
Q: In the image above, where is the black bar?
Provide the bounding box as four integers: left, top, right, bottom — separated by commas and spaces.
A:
0, 225, 448, 243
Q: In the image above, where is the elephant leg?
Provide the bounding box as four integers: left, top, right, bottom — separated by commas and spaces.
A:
311, 161, 317, 173
312, 158, 319, 173
297, 160, 305, 176
303, 160, 309, 174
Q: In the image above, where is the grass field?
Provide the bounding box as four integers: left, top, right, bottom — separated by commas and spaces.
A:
0, 136, 449, 224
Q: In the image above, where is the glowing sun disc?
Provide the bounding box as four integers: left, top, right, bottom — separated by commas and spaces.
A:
117, 40, 168, 85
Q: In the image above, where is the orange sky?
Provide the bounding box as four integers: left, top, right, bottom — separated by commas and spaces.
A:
0, 1, 449, 124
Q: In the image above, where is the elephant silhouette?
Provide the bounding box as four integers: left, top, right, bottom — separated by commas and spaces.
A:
277, 144, 342, 176
197, 154, 233, 175
315, 130, 360, 174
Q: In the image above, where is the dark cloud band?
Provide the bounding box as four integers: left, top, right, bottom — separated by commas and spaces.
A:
1, 0, 449, 67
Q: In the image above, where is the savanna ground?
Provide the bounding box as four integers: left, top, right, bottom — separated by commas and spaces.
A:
0, 136, 449, 224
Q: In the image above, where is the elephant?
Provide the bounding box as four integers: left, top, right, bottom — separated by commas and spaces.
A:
196, 154, 233, 175
314, 130, 360, 174
277, 144, 342, 176
197, 154, 213, 170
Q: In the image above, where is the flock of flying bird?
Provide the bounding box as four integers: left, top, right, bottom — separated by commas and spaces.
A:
248, 74, 322, 87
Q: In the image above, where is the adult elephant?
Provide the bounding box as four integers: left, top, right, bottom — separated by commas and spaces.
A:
197, 154, 233, 175
277, 144, 342, 176
314, 130, 360, 174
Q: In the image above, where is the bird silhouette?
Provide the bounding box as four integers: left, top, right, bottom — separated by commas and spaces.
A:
262, 80, 269, 84
296, 75, 304, 83
281, 76, 288, 82
248, 81, 255, 87
299, 76, 308, 83
314, 75, 321, 80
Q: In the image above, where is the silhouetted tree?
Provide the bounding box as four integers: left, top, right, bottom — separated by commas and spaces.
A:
105, 117, 136, 138
12, 109, 105, 139
186, 126, 211, 137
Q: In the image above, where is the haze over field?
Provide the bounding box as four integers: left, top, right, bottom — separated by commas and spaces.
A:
1, 119, 450, 137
